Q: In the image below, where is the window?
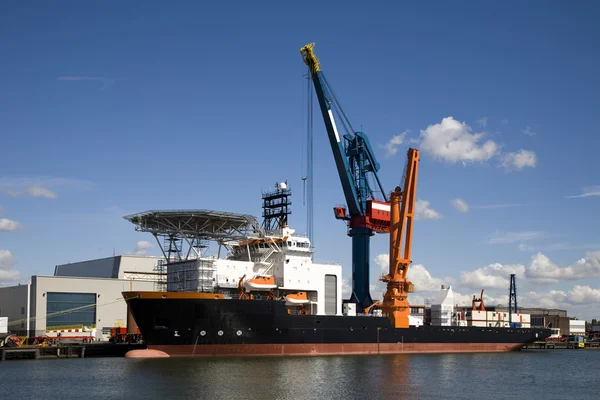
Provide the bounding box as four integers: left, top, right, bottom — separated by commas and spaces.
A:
21, 307, 25, 315
46, 292, 96, 328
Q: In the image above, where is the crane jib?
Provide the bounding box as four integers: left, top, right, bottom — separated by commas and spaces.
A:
301, 42, 393, 311
327, 110, 342, 143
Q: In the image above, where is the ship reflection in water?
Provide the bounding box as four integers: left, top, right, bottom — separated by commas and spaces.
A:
5, 352, 597, 400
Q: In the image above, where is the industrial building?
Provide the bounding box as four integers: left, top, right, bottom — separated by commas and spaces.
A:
0, 255, 161, 340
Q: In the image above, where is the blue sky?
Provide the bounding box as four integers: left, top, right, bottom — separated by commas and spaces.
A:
1, 1, 599, 319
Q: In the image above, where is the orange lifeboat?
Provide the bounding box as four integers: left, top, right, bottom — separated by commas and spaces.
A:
285, 292, 309, 305
245, 275, 277, 291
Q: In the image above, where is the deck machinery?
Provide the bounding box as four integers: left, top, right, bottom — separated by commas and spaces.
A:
301, 43, 392, 311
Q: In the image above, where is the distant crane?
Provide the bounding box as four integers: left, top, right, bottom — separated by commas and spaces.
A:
509, 274, 518, 326
300, 43, 391, 311
472, 289, 486, 311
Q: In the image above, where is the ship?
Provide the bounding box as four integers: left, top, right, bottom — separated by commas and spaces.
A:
122, 45, 552, 358
122, 180, 551, 358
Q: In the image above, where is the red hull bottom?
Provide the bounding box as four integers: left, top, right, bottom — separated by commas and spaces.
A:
146, 343, 525, 357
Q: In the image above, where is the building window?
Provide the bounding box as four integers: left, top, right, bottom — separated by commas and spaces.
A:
21, 307, 25, 315
46, 292, 97, 328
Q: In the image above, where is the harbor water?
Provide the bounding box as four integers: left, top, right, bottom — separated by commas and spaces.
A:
2, 350, 599, 399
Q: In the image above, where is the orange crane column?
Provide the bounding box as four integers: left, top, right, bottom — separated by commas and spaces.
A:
380, 148, 420, 329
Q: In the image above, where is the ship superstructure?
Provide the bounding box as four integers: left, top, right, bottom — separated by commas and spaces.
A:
123, 182, 342, 317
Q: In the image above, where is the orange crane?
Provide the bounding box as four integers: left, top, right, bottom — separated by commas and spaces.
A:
379, 148, 420, 329
472, 289, 486, 311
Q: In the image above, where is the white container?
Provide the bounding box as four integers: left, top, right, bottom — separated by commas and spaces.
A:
343, 303, 356, 316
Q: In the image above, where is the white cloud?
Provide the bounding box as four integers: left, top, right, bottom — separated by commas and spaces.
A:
567, 186, 600, 199
342, 278, 352, 299
518, 243, 536, 252
1, 185, 57, 199
0, 250, 15, 268
524, 286, 600, 309
383, 131, 407, 157
369, 249, 600, 318
0, 250, 20, 284
454, 290, 490, 307
500, 149, 537, 171
451, 198, 469, 213
0, 177, 93, 199
415, 200, 442, 220
131, 241, 153, 256
374, 254, 389, 274
567, 286, 600, 304
525, 251, 600, 282
25, 185, 57, 199
523, 126, 536, 136
374, 254, 446, 292
487, 231, 541, 244
0, 218, 23, 231
476, 117, 488, 127
460, 262, 525, 289
408, 264, 447, 292
419, 117, 499, 164
370, 282, 386, 300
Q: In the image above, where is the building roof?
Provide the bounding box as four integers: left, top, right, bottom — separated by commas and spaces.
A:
123, 209, 260, 241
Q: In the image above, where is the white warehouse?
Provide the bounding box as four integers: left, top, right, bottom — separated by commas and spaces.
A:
0, 255, 160, 340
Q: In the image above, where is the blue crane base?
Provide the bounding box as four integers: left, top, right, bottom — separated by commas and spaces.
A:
348, 227, 374, 312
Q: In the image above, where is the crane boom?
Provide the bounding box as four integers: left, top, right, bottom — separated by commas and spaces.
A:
300, 43, 388, 310
300, 43, 362, 216
380, 148, 420, 329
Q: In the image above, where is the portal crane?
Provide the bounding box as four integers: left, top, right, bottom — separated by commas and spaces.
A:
300, 43, 389, 310
472, 289, 486, 311
509, 274, 518, 326
380, 148, 420, 329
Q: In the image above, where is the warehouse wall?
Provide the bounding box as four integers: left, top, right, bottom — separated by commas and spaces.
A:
543, 315, 571, 336
116, 256, 159, 279
54, 256, 120, 278
0, 284, 30, 336
30, 276, 154, 338
54, 255, 159, 280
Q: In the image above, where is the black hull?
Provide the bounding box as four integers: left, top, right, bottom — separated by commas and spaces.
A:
125, 295, 551, 357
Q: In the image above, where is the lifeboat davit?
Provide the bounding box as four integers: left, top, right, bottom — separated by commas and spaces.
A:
285, 292, 309, 305
245, 275, 277, 291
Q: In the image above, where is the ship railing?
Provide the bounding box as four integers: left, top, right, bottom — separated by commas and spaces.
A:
313, 259, 341, 265
354, 313, 388, 317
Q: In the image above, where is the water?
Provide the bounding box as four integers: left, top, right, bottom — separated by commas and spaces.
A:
1, 350, 599, 399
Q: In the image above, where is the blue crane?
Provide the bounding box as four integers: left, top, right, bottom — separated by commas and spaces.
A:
300, 43, 389, 311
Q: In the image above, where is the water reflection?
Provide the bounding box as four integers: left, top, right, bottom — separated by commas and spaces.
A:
4, 351, 598, 400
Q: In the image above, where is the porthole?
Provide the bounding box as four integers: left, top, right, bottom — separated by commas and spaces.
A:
217, 330, 224, 336
200, 330, 206, 336
236, 330, 242, 336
